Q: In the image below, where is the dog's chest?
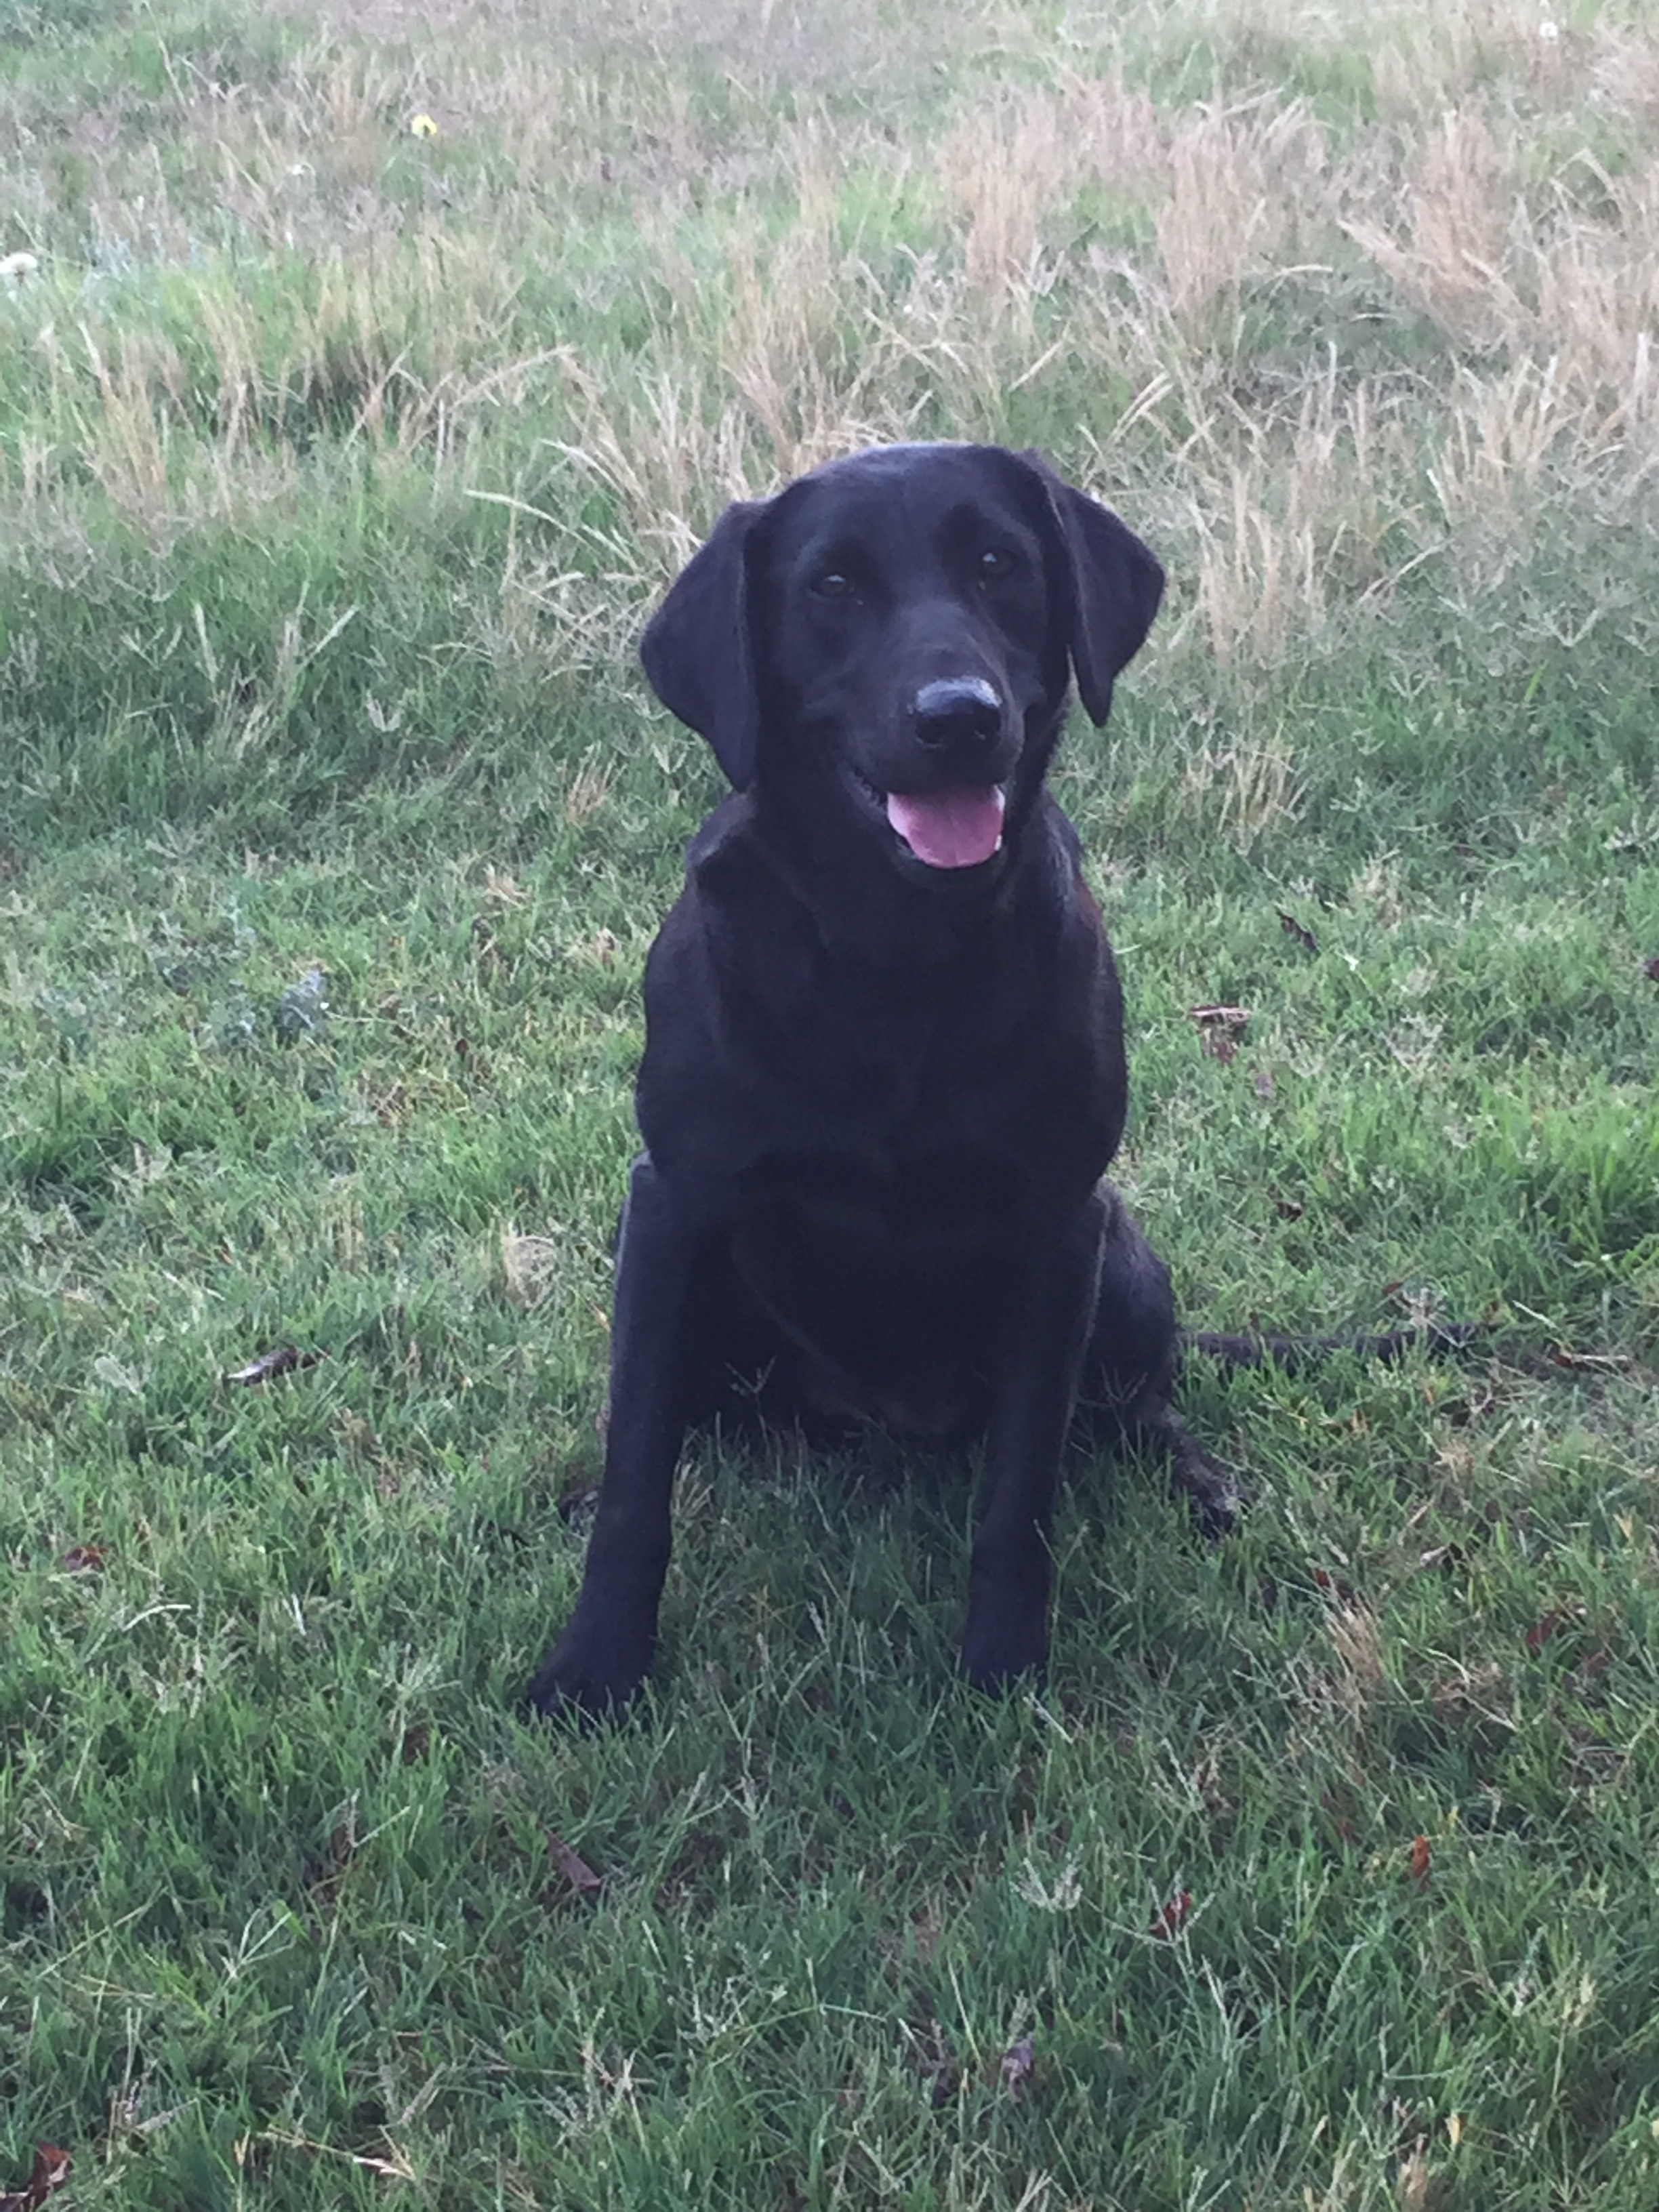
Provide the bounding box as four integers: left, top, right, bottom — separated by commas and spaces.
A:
747, 935, 1061, 1128
728, 1149, 1017, 1433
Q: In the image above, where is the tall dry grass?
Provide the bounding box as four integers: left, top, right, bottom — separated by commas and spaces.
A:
3, 0, 1659, 692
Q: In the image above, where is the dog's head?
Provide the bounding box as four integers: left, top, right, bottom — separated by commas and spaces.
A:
640, 443, 1163, 878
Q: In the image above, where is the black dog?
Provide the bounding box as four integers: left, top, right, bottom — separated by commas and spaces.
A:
528, 441, 1237, 1721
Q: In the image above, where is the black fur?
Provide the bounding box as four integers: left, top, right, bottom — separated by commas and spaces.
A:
529, 443, 1235, 1720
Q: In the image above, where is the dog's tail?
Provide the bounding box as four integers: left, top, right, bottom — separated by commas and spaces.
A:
1181, 1321, 1482, 1373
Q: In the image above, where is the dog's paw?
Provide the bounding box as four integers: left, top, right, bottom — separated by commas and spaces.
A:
1146, 1407, 1245, 1539
1169, 1445, 1246, 1539
958, 1610, 1048, 1696
525, 1625, 652, 1727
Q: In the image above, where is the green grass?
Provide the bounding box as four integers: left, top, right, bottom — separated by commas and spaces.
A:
3, 0, 1659, 2205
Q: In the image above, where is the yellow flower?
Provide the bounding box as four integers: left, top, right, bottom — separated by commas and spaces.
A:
409, 112, 439, 138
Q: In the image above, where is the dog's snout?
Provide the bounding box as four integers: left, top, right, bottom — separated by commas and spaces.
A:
912, 677, 1003, 753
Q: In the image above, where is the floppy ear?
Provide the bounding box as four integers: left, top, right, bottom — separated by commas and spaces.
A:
1021, 451, 1165, 727
638, 498, 766, 790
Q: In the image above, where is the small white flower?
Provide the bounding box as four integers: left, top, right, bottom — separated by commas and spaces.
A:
0, 250, 39, 285
1539, 16, 1561, 39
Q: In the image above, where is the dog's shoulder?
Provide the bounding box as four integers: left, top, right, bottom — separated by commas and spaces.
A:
644, 794, 811, 1018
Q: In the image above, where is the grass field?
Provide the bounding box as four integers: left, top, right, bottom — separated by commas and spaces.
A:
3, 0, 1659, 2204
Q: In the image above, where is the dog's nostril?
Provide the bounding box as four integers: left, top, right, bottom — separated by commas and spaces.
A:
912, 677, 1003, 751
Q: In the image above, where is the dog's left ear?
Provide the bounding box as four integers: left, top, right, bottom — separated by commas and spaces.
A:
639, 498, 766, 789
1021, 451, 1165, 727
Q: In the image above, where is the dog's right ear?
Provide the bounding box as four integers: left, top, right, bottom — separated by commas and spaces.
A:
639, 499, 766, 790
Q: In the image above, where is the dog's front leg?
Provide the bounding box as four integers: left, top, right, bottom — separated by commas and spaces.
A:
960, 1195, 1105, 1692
527, 1153, 699, 1722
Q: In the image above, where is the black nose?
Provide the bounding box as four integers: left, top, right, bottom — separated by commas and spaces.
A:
912, 677, 1002, 752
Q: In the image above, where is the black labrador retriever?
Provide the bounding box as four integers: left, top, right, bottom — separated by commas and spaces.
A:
528, 441, 1237, 1721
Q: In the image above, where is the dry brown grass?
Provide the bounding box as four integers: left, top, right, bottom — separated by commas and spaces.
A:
5, 0, 1659, 695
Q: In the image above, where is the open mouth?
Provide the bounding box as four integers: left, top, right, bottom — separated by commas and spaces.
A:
851, 769, 1007, 869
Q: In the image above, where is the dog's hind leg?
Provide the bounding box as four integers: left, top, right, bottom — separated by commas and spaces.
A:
1118, 1400, 1244, 1536
1080, 1182, 1244, 1536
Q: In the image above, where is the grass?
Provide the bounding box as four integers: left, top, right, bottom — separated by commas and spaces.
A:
3, 0, 1658, 2205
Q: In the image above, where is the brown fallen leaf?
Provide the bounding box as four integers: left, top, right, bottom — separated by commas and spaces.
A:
547, 1830, 604, 1901
558, 1483, 602, 1532
1149, 1889, 1193, 1940
1319, 1790, 1359, 1845
224, 1345, 323, 1387
1188, 1004, 1250, 1063
60, 1544, 106, 1574
1408, 1834, 1431, 1887
1277, 908, 1318, 954
1525, 1611, 1566, 1652
998, 2034, 1036, 2100
302, 1811, 359, 1918
0, 2144, 72, 2212
1397, 2138, 1432, 2211
1643, 954, 1659, 983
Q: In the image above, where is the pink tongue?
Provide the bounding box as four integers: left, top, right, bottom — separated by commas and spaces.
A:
884, 785, 1006, 869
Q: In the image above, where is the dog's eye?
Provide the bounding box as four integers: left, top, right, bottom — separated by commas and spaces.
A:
978, 547, 1019, 581
811, 571, 854, 601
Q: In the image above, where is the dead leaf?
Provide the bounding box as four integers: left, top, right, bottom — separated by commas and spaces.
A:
1408, 1834, 1431, 1887
1149, 1889, 1193, 1940
501, 1230, 562, 1311
547, 1831, 604, 1901
337, 1410, 380, 1456
1397, 2138, 1432, 2211
225, 1345, 323, 1386
1643, 954, 1659, 983
0, 2145, 72, 2212
1277, 908, 1318, 954
302, 1814, 358, 1915
1319, 1789, 1359, 1845
483, 865, 529, 907
1188, 1004, 1250, 1063
558, 1483, 601, 1532
60, 1544, 106, 1574
1525, 1612, 1566, 1652
998, 2034, 1036, 2100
